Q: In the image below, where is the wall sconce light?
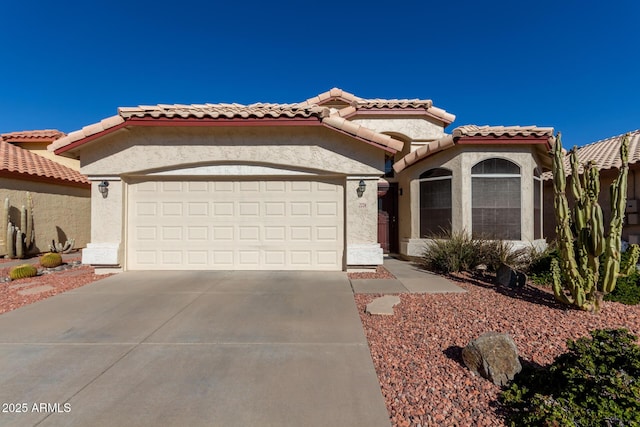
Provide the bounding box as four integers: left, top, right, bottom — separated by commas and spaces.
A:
357, 179, 366, 198
98, 181, 109, 198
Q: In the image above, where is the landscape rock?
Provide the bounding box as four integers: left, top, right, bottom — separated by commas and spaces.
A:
496, 263, 526, 288
462, 332, 522, 386
365, 295, 401, 315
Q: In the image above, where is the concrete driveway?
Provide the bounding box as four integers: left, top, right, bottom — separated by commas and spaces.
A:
0, 271, 390, 427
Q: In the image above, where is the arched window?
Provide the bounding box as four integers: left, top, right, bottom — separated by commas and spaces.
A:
471, 158, 521, 239
420, 168, 452, 237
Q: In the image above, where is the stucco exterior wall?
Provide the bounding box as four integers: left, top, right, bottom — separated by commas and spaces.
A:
351, 118, 445, 142
80, 127, 383, 177
0, 178, 90, 256
398, 145, 545, 257
78, 125, 386, 268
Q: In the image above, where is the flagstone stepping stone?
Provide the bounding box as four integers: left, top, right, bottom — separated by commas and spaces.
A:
17, 285, 54, 296
365, 295, 401, 315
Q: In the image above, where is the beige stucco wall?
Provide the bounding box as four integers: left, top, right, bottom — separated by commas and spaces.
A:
397, 145, 545, 257
351, 118, 445, 142
0, 178, 90, 256
79, 127, 383, 176
77, 125, 386, 268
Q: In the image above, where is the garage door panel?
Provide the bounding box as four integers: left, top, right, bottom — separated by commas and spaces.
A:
128, 179, 343, 270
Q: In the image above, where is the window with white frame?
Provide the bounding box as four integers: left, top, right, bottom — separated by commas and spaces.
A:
420, 168, 452, 237
471, 158, 521, 240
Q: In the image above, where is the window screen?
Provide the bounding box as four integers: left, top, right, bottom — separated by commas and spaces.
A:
420, 169, 452, 237
472, 159, 521, 240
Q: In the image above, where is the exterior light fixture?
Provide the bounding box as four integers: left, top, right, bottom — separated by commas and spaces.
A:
357, 179, 366, 198
98, 181, 109, 198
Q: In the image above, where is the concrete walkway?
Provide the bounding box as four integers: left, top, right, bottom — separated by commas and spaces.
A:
0, 271, 390, 427
351, 256, 466, 294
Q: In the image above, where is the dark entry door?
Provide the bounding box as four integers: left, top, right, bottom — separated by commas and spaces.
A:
378, 182, 398, 254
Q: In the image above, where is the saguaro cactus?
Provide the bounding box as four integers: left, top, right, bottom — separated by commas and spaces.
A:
550, 133, 639, 312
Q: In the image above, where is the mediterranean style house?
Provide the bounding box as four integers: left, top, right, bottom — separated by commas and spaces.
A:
49, 88, 553, 272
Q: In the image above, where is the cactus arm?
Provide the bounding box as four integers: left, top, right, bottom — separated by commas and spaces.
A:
601, 134, 631, 294
15, 228, 23, 259
621, 244, 640, 277
1, 198, 8, 255
7, 222, 15, 259
25, 192, 34, 250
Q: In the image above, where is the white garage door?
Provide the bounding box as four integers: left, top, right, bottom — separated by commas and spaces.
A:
127, 178, 344, 270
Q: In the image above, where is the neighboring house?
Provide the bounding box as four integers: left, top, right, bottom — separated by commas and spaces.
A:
49, 88, 553, 272
0, 132, 91, 256
543, 129, 640, 243
1, 130, 80, 171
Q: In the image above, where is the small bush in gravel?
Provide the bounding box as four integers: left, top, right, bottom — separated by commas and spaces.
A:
422, 230, 533, 274
500, 328, 640, 426
422, 230, 482, 273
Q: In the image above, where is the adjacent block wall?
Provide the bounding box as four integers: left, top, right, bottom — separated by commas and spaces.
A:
0, 178, 90, 256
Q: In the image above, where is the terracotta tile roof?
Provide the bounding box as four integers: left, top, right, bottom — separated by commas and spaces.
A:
392, 135, 455, 173
1, 129, 65, 143
542, 130, 640, 179
393, 124, 554, 173
51, 91, 411, 154
0, 139, 89, 186
118, 103, 329, 119
299, 88, 455, 124
322, 116, 404, 151
300, 88, 363, 106
453, 125, 555, 138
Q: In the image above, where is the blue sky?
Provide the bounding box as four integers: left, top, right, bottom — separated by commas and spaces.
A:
1, 1, 638, 147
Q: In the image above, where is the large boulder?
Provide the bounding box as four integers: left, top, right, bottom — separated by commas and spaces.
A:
462, 332, 522, 386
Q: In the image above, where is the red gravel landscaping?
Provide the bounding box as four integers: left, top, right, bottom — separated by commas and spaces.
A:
356, 273, 640, 427
0, 263, 112, 315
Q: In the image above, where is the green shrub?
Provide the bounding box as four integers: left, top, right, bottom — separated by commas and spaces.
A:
422, 230, 537, 274
604, 267, 640, 305
40, 252, 63, 268
500, 328, 640, 426
527, 245, 559, 286
9, 264, 38, 280
421, 230, 483, 273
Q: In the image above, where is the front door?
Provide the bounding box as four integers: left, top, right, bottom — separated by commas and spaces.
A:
378, 182, 398, 254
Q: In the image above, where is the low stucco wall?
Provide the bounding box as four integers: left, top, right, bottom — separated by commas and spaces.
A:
0, 178, 90, 256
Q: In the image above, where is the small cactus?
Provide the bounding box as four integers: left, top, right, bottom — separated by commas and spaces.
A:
40, 252, 63, 268
49, 239, 75, 254
9, 264, 38, 280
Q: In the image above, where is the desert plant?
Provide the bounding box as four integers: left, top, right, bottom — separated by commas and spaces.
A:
3, 193, 35, 259
9, 264, 38, 280
604, 250, 640, 305
40, 252, 63, 268
501, 328, 640, 426
422, 230, 483, 273
49, 239, 75, 254
550, 132, 640, 312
